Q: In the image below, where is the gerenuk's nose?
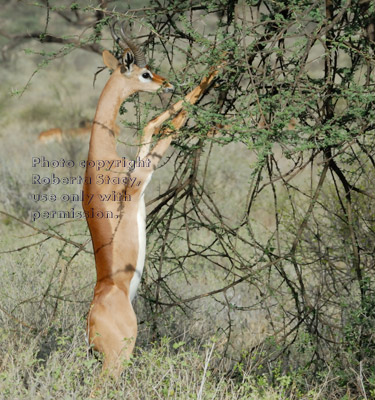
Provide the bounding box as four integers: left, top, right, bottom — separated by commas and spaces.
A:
163, 83, 174, 93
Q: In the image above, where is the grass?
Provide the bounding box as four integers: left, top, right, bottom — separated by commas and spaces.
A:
0, 326, 325, 400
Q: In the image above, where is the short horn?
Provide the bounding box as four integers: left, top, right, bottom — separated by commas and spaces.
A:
109, 20, 127, 50
120, 22, 147, 68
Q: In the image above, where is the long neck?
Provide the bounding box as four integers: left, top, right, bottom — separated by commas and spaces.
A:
88, 72, 136, 160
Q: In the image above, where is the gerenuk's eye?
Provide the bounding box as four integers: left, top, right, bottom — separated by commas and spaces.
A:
142, 72, 151, 79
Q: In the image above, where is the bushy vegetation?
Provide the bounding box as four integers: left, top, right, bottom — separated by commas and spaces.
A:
1, 0, 375, 398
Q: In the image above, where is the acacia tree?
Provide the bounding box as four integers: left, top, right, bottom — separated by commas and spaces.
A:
2, 0, 375, 396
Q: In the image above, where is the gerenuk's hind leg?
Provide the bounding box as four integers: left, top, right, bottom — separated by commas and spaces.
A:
87, 285, 137, 378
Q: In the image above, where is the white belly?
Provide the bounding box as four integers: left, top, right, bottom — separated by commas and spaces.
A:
129, 173, 153, 301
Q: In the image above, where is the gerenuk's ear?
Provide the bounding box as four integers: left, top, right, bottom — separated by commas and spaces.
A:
122, 50, 135, 72
102, 50, 119, 71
